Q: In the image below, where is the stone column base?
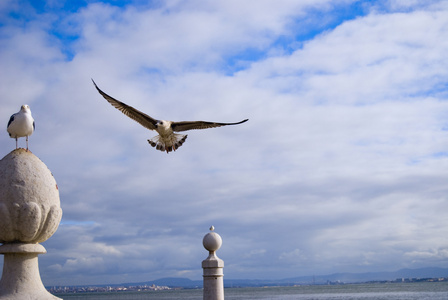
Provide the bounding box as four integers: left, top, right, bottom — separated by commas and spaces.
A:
0, 243, 61, 300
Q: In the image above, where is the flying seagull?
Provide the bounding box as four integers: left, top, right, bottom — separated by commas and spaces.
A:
7, 104, 35, 151
92, 79, 248, 153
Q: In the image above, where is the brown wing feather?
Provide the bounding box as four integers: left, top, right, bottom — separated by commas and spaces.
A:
172, 119, 248, 132
92, 79, 158, 131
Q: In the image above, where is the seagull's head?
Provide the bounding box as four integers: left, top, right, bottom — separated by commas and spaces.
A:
20, 104, 31, 113
156, 120, 171, 130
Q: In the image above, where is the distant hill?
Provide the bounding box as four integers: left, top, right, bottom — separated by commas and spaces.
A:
271, 267, 448, 286
116, 267, 448, 288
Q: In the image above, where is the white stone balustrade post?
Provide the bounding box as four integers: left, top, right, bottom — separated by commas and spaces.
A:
0, 149, 63, 300
202, 226, 224, 300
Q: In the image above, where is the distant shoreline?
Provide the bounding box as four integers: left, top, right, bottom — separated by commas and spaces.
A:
48, 276, 448, 294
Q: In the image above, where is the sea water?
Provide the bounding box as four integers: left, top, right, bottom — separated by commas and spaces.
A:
54, 281, 448, 300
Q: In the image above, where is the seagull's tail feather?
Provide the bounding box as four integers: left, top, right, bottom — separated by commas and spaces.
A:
148, 134, 188, 153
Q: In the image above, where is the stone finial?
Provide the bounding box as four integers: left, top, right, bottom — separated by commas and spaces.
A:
0, 149, 62, 243
0, 149, 63, 300
203, 227, 222, 255
202, 226, 224, 300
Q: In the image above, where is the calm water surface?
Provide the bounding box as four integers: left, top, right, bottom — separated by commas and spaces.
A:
55, 282, 448, 300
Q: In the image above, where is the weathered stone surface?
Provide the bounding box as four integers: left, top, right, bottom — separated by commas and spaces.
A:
203, 231, 222, 253
0, 149, 62, 243
0, 149, 63, 300
202, 228, 224, 300
0, 248, 61, 300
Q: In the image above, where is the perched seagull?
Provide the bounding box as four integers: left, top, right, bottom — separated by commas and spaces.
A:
7, 104, 35, 150
92, 79, 248, 153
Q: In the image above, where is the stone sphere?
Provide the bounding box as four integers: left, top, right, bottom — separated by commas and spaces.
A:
203, 232, 222, 252
0, 149, 62, 244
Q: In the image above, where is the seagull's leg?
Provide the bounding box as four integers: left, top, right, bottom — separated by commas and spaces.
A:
15, 138, 18, 149
26, 136, 29, 151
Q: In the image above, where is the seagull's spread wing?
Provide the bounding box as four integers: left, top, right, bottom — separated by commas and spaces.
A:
92, 79, 158, 131
172, 119, 248, 132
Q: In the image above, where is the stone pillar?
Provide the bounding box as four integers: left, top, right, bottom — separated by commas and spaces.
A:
202, 226, 224, 300
0, 149, 63, 300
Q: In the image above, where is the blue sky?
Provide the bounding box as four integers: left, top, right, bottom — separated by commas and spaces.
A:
1, 0, 448, 286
